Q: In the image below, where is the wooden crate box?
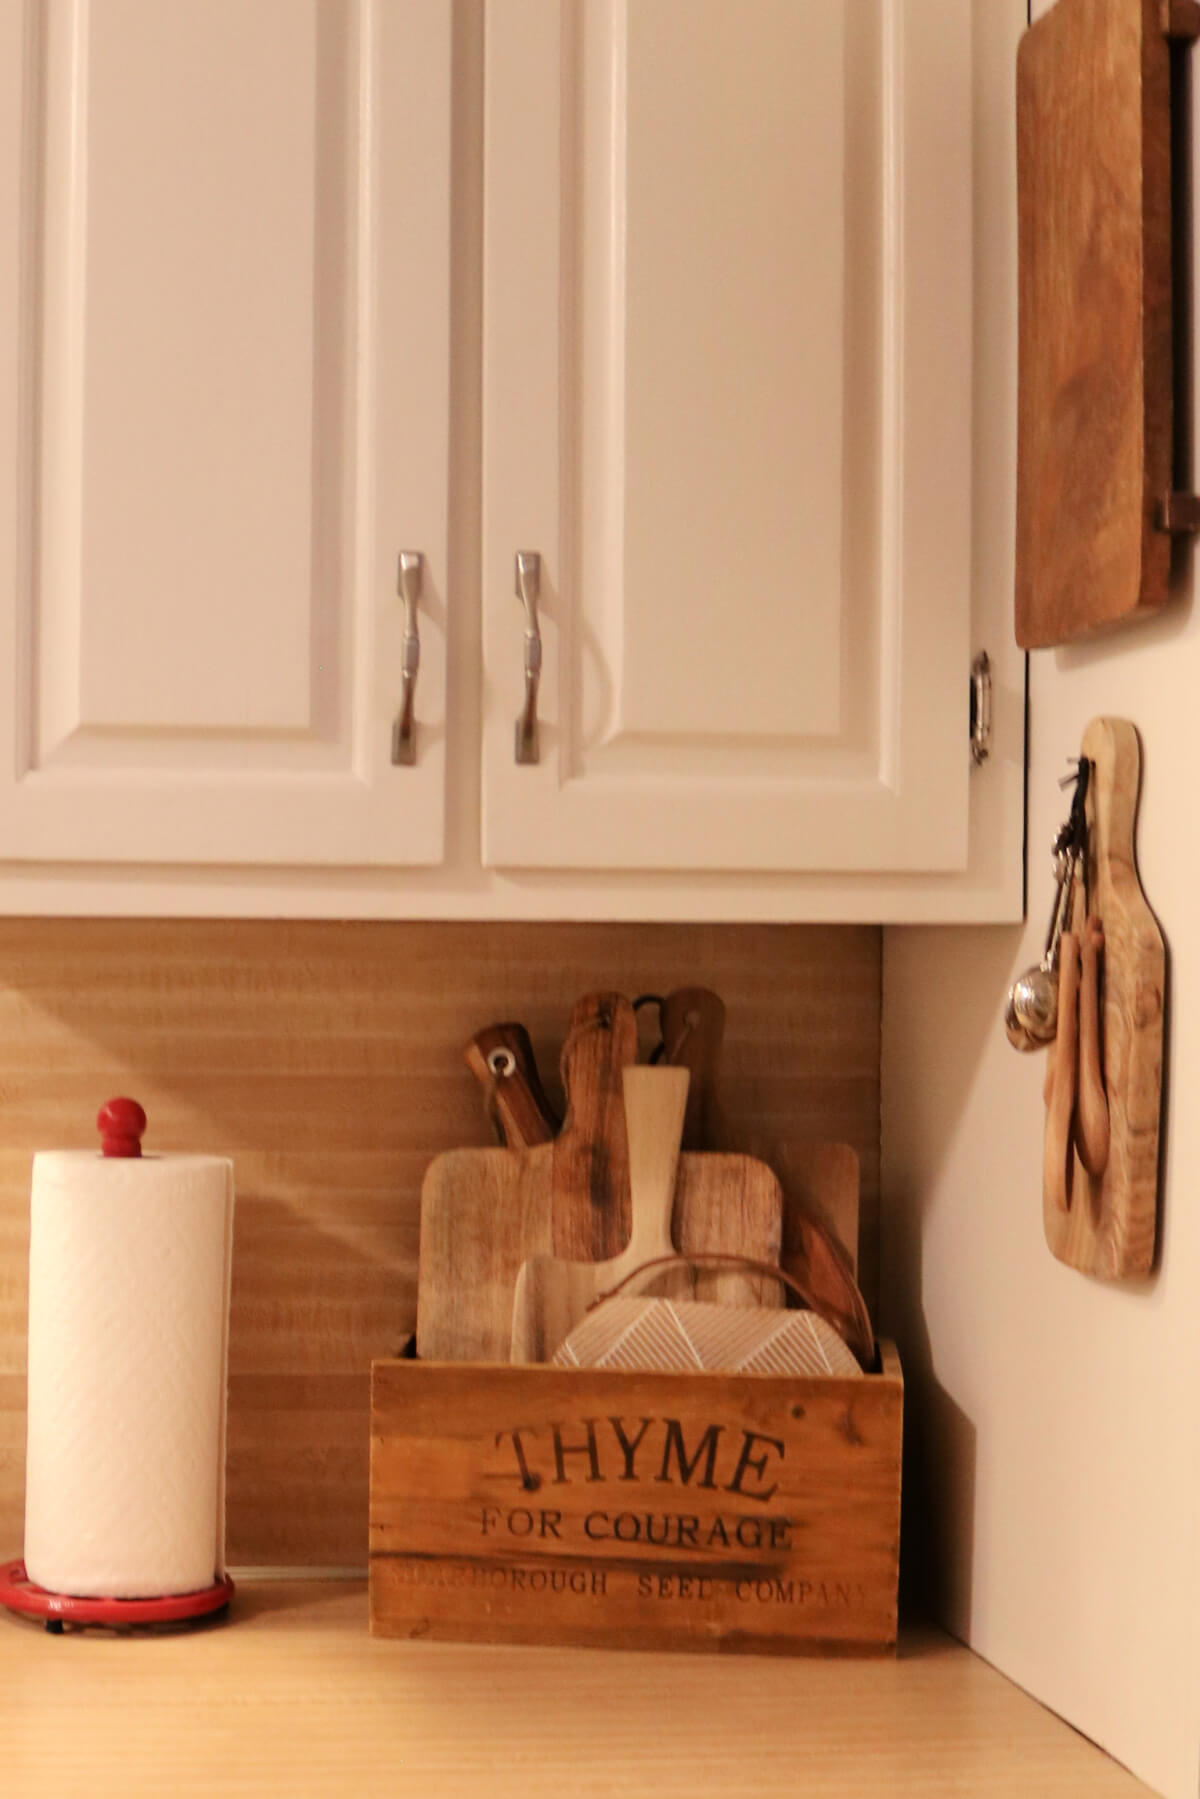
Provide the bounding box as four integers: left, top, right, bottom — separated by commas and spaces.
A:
369, 1345, 902, 1656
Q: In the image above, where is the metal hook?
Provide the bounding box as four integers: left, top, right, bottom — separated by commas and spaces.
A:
1004, 754, 1093, 1051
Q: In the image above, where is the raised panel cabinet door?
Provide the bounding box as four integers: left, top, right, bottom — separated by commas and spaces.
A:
0, 0, 451, 866
482, 0, 973, 873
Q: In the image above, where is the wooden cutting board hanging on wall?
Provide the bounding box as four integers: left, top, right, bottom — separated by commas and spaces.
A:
1014, 0, 1200, 647
1042, 719, 1165, 1278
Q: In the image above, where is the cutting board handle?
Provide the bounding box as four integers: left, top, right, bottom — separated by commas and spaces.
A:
659, 987, 725, 1150
464, 1022, 559, 1148
559, 994, 638, 1135
621, 1065, 690, 1271
552, 993, 639, 1260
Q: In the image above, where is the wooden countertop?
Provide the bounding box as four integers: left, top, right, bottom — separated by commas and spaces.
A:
0, 1581, 1150, 1796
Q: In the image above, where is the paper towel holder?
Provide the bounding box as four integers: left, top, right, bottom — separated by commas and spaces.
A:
3, 1096, 236, 1631
0, 1559, 235, 1632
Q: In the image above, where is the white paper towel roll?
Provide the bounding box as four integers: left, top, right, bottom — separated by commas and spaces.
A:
23, 1151, 234, 1598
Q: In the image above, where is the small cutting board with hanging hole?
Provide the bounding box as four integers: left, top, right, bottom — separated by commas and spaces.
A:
1043, 718, 1165, 1278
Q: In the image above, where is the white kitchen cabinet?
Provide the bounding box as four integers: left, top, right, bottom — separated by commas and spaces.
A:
484, 0, 981, 877
0, 0, 1025, 920
0, 0, 452, 868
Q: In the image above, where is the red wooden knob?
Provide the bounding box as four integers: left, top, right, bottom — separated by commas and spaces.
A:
97, 1097, 147, 1158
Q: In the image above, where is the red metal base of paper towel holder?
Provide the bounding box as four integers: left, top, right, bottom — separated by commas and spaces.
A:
0, 1559, 234, 1630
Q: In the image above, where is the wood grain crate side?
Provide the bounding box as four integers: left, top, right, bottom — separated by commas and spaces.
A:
368, 1345, 902, 1656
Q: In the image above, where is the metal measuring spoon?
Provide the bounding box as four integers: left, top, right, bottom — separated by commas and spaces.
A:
1004, 979, 1055, 1052
1003, 759, 1091, 1054
1004, 848, 1079, 1052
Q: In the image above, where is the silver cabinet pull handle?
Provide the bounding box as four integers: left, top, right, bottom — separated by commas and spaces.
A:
514, 550, 541, 765
392, 551, 422, 766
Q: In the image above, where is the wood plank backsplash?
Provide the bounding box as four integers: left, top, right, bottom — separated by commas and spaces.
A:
0, 919, 880, 1569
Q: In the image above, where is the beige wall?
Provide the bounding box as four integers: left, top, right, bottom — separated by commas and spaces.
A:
881, 7, 1200, 1795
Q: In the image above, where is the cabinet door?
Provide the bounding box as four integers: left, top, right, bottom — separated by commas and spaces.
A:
0, 0, 450, 866
483, 0, 973, 873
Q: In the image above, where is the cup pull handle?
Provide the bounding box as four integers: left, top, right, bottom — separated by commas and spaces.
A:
514, 550, 541, 766
391, 551, 422, 766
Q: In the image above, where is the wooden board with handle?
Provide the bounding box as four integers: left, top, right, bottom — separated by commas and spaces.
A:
420, 995, 632, 1361
1043, 718, 1165, 1277
660, 987, 873, 1360
466, 990, 865, 1280
1014, 0, 1191, 647
511, 1066, 696, 1363
468, 989, 797, 1310
550, 993, 637, 1259
657, 986, 779, 1307
418, 998, 784, 1363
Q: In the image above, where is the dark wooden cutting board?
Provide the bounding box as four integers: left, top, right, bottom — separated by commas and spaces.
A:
1014, 0, 1188, 646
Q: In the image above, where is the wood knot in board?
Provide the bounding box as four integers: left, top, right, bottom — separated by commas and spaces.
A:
1134, 978, 1163, 1027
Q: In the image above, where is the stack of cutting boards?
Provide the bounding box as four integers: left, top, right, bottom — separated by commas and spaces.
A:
416, 990, 874, 1369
